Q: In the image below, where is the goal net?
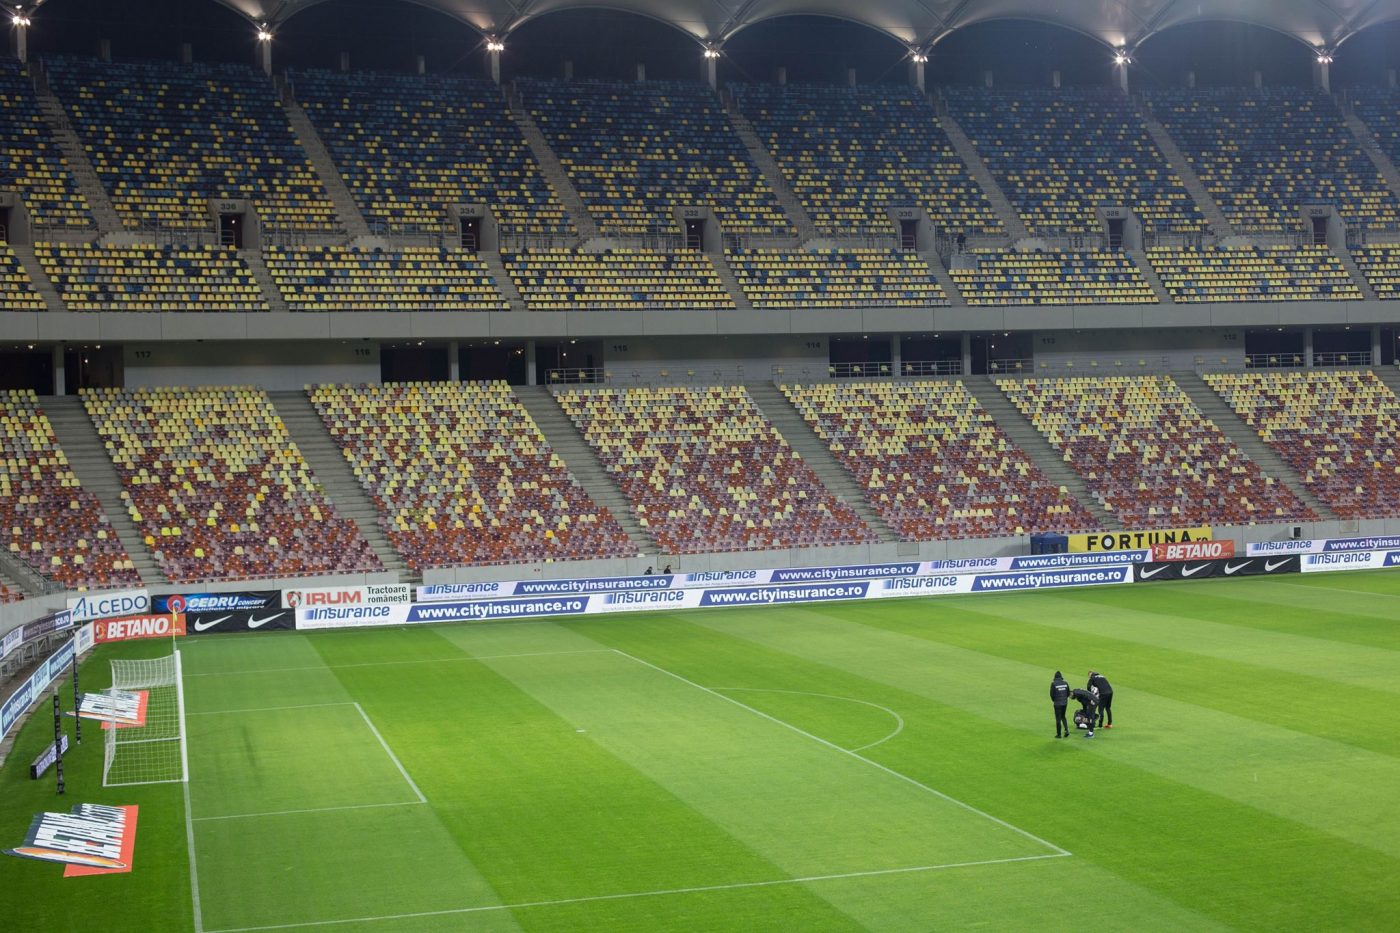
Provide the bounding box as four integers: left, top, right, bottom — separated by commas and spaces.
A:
103, 651, 189, 787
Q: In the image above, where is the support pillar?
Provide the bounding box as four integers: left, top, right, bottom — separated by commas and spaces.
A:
775, 66, 786, 85
1304, 327, 1314, 367
1051, 70, 1061, 89
12, 19, 28, 64
1314, 57, 1331, 93
1253, 70, 1263, 89
258, 38, 271, 76
703, 54, 716, 90
52, 346, 64, 396
526, 339, 537, 386
488, 47, 501, 85
416, 55, 426, 75
891, 338, 902, 377
910, 59, 925, 92
1372, 325, 1382, 367
1185, 70, 1195, 88
448, 340, 460, 381
1114, 60, 1129, 93
960, 333, 972, 376
846, 67, 857, 87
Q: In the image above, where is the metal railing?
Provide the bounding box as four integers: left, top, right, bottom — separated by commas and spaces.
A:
1314, 350, 1373, 367
1244, 353, 1307, 369
546, 367, 607, 385
987, 358, 1034, 375
899, 359, 963, 377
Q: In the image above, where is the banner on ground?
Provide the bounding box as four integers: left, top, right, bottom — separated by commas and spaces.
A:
67, 589, 149, 623
93, 614, 185, 644
186, 607, 295, 635
1134, 555, 1300, 582
1067, 526, 1212, 553
1151, 540, 1235, 562
415, 552, 1151, 603
3, 803, 138, 876
153, 591, 279, 614
70, 690, 148, 728
1248, 535, 1400, 556
281, 584, 410, 609
1299, 550, 1400, 573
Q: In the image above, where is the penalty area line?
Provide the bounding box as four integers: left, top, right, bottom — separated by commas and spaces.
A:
203, 852, 1069, 932
193, 801, 425, 823
354, 702, 426, 803
613, 649, 1071, 858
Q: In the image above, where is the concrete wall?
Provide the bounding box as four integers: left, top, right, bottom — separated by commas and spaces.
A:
1031, 327, 1243, 371
123, 341, 379, 389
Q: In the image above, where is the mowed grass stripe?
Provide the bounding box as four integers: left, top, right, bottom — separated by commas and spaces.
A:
1052, 572, 1400, 654
180, 630, 520, 933
668, 601, 1400, 861
312, 625, 869, 930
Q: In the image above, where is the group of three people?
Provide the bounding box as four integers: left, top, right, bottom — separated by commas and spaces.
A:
1050, 670, 1114, 738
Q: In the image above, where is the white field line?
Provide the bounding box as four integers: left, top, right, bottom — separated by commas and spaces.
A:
183, 781, 206, 933
712, 687, 905, 753
354, 702, 426, 803
194, 801, 425, 823
185, 648, 614, 678
1267, 580, 1400, 601
614, 649, 1070, 857
188, 702, 356, 716
203, 852, 1069, 933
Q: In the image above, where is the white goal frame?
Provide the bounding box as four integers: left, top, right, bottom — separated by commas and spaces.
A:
102, 649, 189, 787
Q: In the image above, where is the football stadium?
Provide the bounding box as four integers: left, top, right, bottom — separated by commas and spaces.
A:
2, 0, 1400, 928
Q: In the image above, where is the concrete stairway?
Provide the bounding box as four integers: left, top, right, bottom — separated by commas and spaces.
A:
969, 378, 1119, 528
32, 77, 123, 236
1343, 113, 1400, 208
1128, 248, 1173, 304
1335, 247, 1378, 300
711, 253, 756, 314
507, 96, 600, 241
9, 244, 65, 312
514, 386, 656, 556
1373, 364, 1400, 401
1136, 104, 1234, 237
936, 110, 1029, 240
745, 383, 899, 543
40, 395, 165, 585
723, 106, 818, 240
1173, 372, 1336, 520
918, 247, 965, 306
478, 251, 526, 311
266, 391, 406, 578
241, 250, 291, 312
281, 98, 371, 237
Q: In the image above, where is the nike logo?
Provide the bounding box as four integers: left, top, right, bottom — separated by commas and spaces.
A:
1139, 565, 1169, 579
1223, 561, 1253, 575
1265, 558, 1292, 572
1181, 563, 1211, 577
193, 615, 232, 632
247, 613, 284, 629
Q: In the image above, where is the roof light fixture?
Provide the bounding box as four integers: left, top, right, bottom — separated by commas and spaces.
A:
486, 37, 505, 53
703, 46, 720, 60
1113, 50, 1131, 66
255, 25, 272, 42
1316, 51, 1333, 65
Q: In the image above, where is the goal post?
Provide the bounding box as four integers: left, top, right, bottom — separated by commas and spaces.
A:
102, 650, 188, 787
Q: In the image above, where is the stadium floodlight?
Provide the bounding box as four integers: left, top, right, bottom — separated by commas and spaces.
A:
1316, 51, 1333, 64
703, 46, 720, 60
256, 25, 272, 42
911, 53, 928, 64
486, 37, 505, 53
1113, 50, 1131, 66
12, 12, 30, 26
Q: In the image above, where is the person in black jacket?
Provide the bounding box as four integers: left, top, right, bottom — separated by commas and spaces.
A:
1070, 687, 1097, 738
1050, 671, 1070, 738
1088, 670, 1114, 728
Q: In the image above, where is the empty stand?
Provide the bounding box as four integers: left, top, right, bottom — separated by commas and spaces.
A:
999, 375, 1317, 527
733, 82, 1001, 237
783, 380, 1097, 539
951, 250, 1156, 306
36, 243, 268, 312
943, 87, 1205, 236
47, 58, 337, 233
505, 248, 733, 311
726, 248, 946, 308
555, 385, 874, 554
517, 78, 791, 237
83, 386, 382, 582
264, 246, 509, 312
0, 58, 92, 229
0, 245, 45, 311
1351, 244, 1400, 298
0, 390, 139, 590
310, 381, 635, 571
1147, 88, 1399, 232
290, 69, 570, 237
1148, 245, 1361, 302
1205, 369, 1400, 518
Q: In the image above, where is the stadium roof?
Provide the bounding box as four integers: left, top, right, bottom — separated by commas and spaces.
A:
204, 0, 1400, 52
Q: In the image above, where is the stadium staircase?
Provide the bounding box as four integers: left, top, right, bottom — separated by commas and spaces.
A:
1335, 248, 1379, 300
478, 251, 527, 311
971, 378, 1119, 528
41, 396, 165, 585
265, 391, 407, 578
514, 386, 658, 556
1342, 112, 1400, 208
506, 93, 600, 241
1136, 103, 1234, 237
1174, 372, 1337, 519
917, 247, 966, 304
240, 251, 292, 313
1128, 248, 1173, 303
934, 108, 1028, 240
744, 383, 898, 543
280, 98, 371, 238
7, 244, 65, 312
711, 254, 757, 314
1371, 365, 1400, 409
723, 106, 818, 241
31, 67, 121, 237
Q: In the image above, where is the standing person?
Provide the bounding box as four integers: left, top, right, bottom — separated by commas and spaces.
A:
1088, 670, 1114, 728
1070, 687, 1097, 738
1050, 671, 1070, 738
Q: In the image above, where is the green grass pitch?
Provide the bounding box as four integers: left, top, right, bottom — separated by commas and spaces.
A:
3, 569, 1400, 930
